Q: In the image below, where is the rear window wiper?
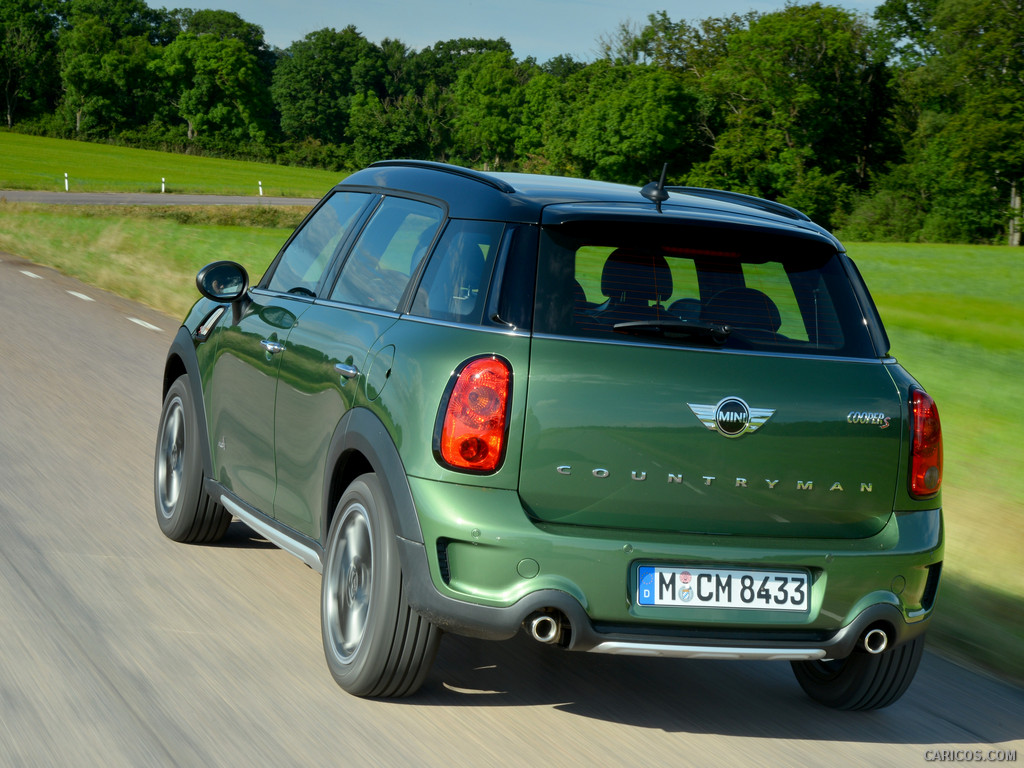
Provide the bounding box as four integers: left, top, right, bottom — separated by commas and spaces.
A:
612, 319, 732, 345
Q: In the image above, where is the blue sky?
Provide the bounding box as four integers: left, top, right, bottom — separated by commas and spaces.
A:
191, 0, 884, 62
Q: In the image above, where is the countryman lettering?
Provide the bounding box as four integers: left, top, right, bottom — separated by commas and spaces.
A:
555, 466, 875, 492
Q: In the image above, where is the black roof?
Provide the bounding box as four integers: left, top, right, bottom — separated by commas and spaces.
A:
340, 160, 836, 244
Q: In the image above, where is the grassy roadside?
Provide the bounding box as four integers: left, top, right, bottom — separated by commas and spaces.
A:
847, 242, 1024, 685
1, 196, 1021, 687
0, 202, 309, 318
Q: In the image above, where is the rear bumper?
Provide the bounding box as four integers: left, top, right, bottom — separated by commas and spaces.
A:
399, 478, 943, 660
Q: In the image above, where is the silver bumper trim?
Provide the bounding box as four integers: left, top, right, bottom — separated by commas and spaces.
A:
589, 641, 828, 661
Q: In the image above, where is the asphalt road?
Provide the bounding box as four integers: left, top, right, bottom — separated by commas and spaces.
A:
1, 254, 1021, 768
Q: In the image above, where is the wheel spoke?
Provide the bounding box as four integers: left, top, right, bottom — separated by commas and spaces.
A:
328, 505, 372, 662
158, 400, 184, 515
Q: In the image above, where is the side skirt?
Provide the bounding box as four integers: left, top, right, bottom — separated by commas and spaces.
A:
206, 478, 324, 573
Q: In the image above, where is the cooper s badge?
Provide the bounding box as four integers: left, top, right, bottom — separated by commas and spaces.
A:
688, 397, 775, 438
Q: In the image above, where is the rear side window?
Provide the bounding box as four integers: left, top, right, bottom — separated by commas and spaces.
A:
535, 221, 876, 358
266, 191, 371, 296
330, 197, 444, 311
410, 220, 504, 325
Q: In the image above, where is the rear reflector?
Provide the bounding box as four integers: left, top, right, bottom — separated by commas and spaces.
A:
436, 356, 511, 473
909, 388, 942, 499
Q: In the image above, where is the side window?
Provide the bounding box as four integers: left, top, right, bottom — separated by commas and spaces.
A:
266, 192, 372, 296
410, 220, 504, 324
330, 197, 444, 311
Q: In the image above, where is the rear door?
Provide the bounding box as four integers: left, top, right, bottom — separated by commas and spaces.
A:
207, 190, 374, 515
271, 195, 445, 538
518, 215, 904, 539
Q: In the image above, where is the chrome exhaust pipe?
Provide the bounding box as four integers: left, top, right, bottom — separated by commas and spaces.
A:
862, 628, 889, 655
527, 613, 562, 644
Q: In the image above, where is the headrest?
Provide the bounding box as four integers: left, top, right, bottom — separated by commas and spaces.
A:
600, 248, 673, 302
702, 287, 782, 332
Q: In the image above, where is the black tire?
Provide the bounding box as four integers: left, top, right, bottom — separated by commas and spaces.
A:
154, 375, 230, 543
791, 634, 925, 710
321, 473, 441, 697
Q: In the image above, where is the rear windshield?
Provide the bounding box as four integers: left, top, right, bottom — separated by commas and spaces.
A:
534, 221, 878, 358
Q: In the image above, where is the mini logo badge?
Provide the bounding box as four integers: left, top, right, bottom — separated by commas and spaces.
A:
688, 397, 775, 438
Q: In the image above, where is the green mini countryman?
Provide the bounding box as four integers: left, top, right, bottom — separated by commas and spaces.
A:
154, 161, 943, 709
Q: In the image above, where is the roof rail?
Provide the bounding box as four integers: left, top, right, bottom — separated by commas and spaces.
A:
666, 186, 811, 222
369, 160, 516, 194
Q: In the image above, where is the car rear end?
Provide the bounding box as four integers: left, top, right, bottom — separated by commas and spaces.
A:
404, 194, 942, 656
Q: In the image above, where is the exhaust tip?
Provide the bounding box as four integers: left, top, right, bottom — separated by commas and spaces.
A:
527, 613, 562, 644
862, 627, 889, 655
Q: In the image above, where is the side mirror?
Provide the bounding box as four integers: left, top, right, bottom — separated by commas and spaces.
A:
196, 261, 249, 302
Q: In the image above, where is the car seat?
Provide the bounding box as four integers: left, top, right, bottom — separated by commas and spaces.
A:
596, 248, 673, 325
701, 287, 783, 339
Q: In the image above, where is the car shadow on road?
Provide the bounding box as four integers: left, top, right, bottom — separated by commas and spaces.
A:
214, 521, 279, 549
409, 631, 1023, 746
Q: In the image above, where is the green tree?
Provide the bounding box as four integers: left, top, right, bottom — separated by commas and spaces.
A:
873, 0, 941, 66
348, 89, 437, 167
571, 62, 703, 183
174, 9, 278, 83
450, 50, 532, 168
174, 9, 269, 52
0, 0, 60, 128
271, 26, 382, 144
516, 69, 573, 173
377, 38, 413, 99
57, 0, 163, 136
151, 32, 269, 147
407, 37, 512, 92
517, 60, 705, 183
919, 0, 1024, 241
595, 11, 765, 164
596, 20, 650, 65
847, 0, 1024, 242
540, 54, 584, 79
687, 3, 891, 227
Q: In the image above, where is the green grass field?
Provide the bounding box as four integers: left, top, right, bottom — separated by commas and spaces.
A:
0, 132, 342, 197
0, 135, 1020, 683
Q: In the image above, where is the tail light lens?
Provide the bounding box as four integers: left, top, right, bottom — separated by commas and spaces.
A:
435, 356, 512, 473
909, 388, 942, 499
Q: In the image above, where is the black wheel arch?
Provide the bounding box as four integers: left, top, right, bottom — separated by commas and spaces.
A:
321, 407, 424, 549
163, 325, 215, 480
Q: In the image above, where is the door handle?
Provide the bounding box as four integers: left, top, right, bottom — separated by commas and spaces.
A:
260, 339, 286, 355
335, 363, 359, 379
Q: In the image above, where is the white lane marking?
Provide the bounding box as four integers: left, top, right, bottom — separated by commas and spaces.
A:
14, 267, 162, 331
128, 317, 163, 332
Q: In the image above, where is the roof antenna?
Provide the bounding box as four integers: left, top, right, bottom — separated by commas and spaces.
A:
640, 163, 670, 212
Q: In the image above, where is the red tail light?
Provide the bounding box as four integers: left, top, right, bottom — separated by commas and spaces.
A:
436, 356, 511, 472
909, 388, 942, 498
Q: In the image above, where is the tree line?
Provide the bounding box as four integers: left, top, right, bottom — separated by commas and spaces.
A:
2, 0, 1022, 243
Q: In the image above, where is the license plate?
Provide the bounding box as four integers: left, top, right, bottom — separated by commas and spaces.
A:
637, 565, 809, 612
